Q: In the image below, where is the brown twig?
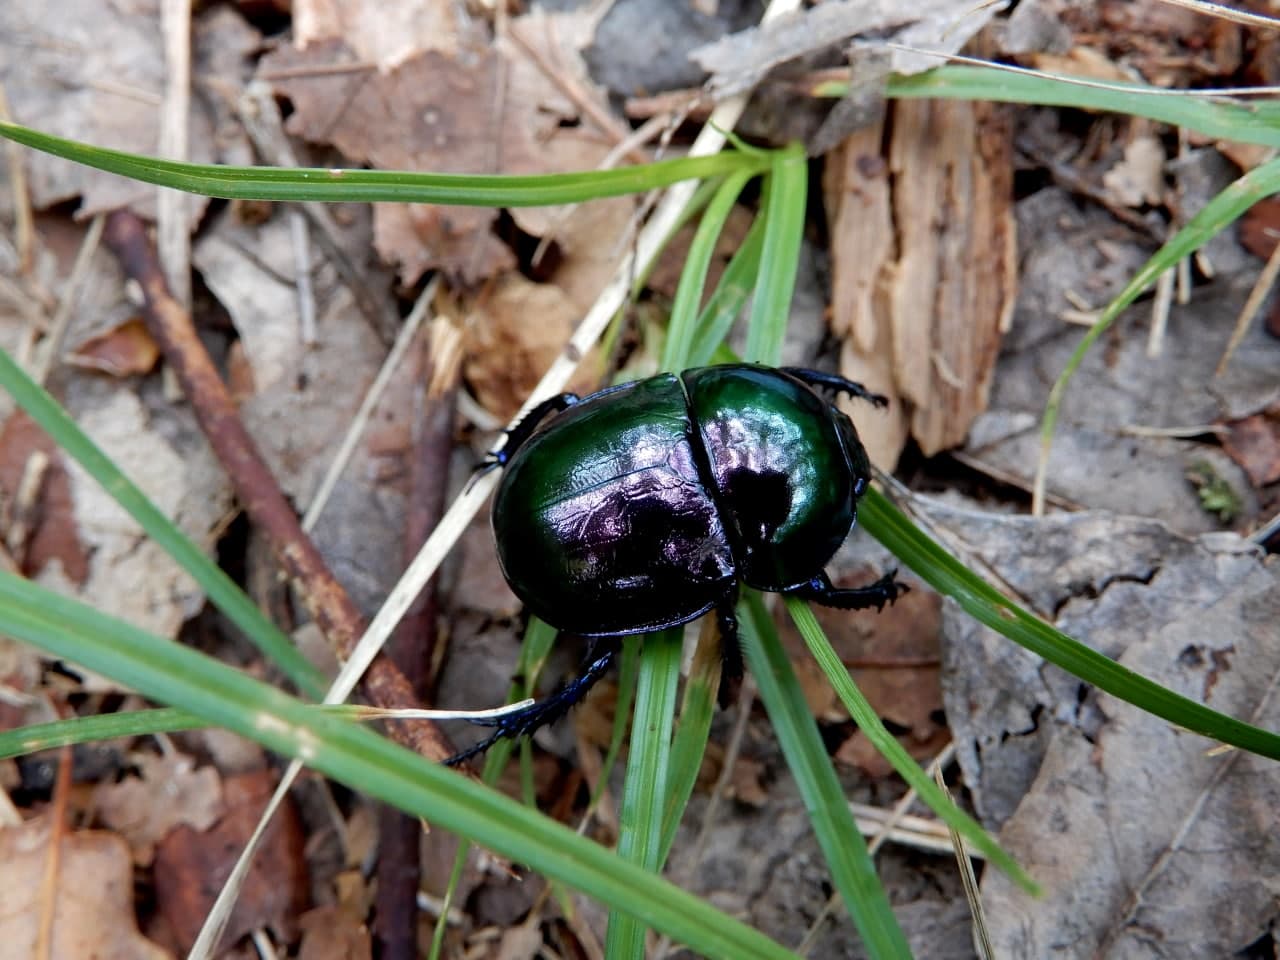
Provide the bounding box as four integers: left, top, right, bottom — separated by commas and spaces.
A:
374, 335, 459, 960
102, 210, 455, 762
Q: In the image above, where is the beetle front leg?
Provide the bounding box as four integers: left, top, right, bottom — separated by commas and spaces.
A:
780, 367, 888, 409
787, 569, 908, 611
477, 393, 580, 476
445, 640, 616, 767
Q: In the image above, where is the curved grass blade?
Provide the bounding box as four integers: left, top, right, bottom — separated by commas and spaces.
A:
688, 212, 767, 367
860, 488, 1280, 760
739, 590, 911, 959
0, 119, 770, 205
784, 597, 1036, 892
0, 569, 801, 960
745, 143, 808, 367
879, 66, 1280, 149
662, 170, 755, 371
607, 627, 684, 958
0, 348, 326, 698
1033, 154, 1280, 512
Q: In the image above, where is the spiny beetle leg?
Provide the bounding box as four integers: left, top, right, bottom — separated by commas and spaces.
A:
477, 392, 581, 476
715, 597, 743, 708
787, 569, 908, 612
780, 367, 888, 408
445, 640, 616, 767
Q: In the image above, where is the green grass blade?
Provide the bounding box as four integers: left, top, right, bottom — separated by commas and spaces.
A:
688, 213, 767, 367
0, 570, 800, 960
607, 627, 684, 959
860, 489, 1280, 760
745, 143, 807, 366
740, 591, 911, 959
879, 65, 1280, 149
659, 636, 718, 865
1036, 154, 1280, 510
0, 707, 203, 757
0, 119, 770, 205
662, 171, 755, 372
784, 597, 1037, 893
0, 348, 326, 698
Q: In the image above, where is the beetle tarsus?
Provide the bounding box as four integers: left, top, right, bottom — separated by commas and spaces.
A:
780, 367, 888, 409
788, 569, 908, 611
481, 392, 581, 474
445, 642, 616, 767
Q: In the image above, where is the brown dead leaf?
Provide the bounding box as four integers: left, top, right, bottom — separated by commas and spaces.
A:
93, 751, 224, 866
0, 816, 171, 960
296, 904, 372, 960
463, 274, 603, 420
264, 5, 633, 294
1101, 134, 1167, 208
1027, 46, 1139, 84
153, 769, 308, 954
262, 40, 530, 285
40, 386, 232, 651
293, 0, 465, 67
1239, 196, 1280, 259
0, 0, 213, 222
1222, 411, 1280, 488
66, 318, 160, 378
0, 411, 88, 582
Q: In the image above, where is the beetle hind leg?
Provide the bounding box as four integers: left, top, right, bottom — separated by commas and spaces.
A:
716, 599, 743, 708
780, 367, 888, 409
445, 640, 617, 767
787, 569, 908, 612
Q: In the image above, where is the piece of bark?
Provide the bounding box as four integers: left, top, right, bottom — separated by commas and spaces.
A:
824, 98, 1016, 467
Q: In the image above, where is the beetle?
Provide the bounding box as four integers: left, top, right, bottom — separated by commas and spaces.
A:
449, 364, 905, 765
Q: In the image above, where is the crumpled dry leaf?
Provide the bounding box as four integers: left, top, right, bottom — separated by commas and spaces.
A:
66, 318, 160, 378
965, 265, 1278, 534
153, 770, 307, 954
0, 0, 213, 222
263, 5, 633, 295
1222, 411, 1280, 487
296, 904, 372, 960
1101, 133, 1167, 208
38, 383, 233, 656
93, 751, 224, 866
0, 816, 171, 960
691, 0, 1005, 96
293, 0, 467, 68
933, 501, 1280, 957
462, 273, 604, 421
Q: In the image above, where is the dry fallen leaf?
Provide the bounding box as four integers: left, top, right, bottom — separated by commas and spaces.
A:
293, 0, 466, 67
0, 0, 213, 223
1222, 411, 1280, 488
93, 751, 224, 866
462, 273, 603, 420
296, 904, 372, 960
153, 769, 308, 954
930, 501, 1280, 957
66, 318, 160, 378
0, 411, 89, 583
1101, 133, 1167, 208
0, 816, 172, 960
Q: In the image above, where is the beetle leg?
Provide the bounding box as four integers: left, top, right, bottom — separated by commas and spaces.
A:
715, 599, 743, 708
477, 393, 581, 475
787, 569, 908, 611
780, 367, 888, 409
444, 641, 616, 767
